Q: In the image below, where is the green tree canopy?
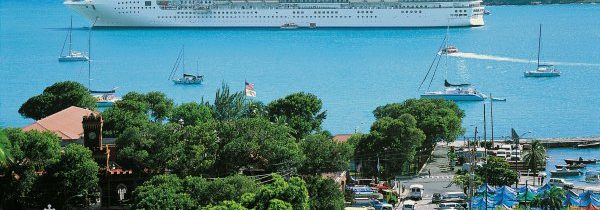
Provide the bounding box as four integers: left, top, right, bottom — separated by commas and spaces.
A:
214, 118, 304, 176
204, 200, 249, 210
354, 114, 426, 178
132, 174, 197, 210
476, 156, 518, 186
19, 81, 96, 120
0, 129, 61, 208
206, 83, 246, 121
184, 175, 259, 206
42, 144, 100, 209
373, 98, 464, 147
170, 102, 213, 126
266, 92, 327, 140
304, 176, 345, 210
116, 122, 218, 176
299, 134, 352, 175
245, 174, 309, 210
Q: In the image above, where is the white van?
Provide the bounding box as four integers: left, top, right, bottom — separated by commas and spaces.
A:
409, 184, 424, 200
402, 200, 416, 210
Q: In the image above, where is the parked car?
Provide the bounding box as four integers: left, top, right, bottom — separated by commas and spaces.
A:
432, 193, 442, 204
438, 202, 467, 209
402, 200, 416, 210
409, 184, 424, 200
548, 178, 574, 188
441, 192, 467, 203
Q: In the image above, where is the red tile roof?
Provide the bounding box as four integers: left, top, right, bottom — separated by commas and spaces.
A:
23, 106, 97, 140
333, 134, 353, 143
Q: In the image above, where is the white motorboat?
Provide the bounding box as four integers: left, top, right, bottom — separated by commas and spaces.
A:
280, 23, 299, 29
59, 16, 89, 62
421, 80, 487, 101
585, 171, 600, 183
524, 24, 560, 77
440, 46, 459, 55
169, 46, 203, 85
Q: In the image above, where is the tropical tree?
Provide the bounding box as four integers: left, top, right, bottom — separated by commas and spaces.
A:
213, 118, 304, 176
43, 144, 100, 209
373, 98, 465, 147
0, 130, 12, 169
299, 134, 353, 175
523, 140, 546, 175
266, 92, 327, 140
0, 129, 62, 208
204, 200, 249, 210
206, 83, 246, 121
245, 174, 309, 210
132, 174, 197, 209
532, 186, 565, 210
304, 176, 345, 210
184, 175, 259, 206
476, 156, 518, 187
170, 102, 213, 126
19, 81, 96, 120
354, 114, 426, 178
452, 173, 483, 194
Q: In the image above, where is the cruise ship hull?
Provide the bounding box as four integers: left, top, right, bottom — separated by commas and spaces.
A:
64, 0, 484, 28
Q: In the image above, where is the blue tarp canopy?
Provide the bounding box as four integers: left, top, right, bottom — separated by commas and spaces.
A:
472, 196, 496, 210
536, 183, 552, 194
477, 184, 496, 194
517, 185, 538, 195
579, 191, 600, 207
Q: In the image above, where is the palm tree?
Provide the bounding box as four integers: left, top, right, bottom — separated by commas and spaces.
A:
523, 140, 546, 175
534, 186, 566, 210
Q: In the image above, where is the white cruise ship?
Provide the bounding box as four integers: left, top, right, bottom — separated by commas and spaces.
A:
64, 0, 484, 27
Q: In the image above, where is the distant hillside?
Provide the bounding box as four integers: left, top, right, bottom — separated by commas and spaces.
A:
484, 0, 600, 5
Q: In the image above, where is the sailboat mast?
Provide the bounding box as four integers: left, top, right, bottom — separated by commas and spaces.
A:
537, 24, 542, 66
88, 18, 98, 90
69, 16, 73, 53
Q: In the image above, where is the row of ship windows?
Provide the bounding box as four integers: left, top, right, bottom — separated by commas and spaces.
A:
156, 15, 384, 18
450, 13, 467, 16
454, 9, 467, 12
118, 1, 141, 4
115, 7, 156, 9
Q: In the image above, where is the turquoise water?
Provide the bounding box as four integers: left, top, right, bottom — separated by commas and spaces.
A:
1, 1, 600, 139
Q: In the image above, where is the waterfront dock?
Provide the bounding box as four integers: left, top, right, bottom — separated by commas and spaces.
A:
522, 137, 600, 148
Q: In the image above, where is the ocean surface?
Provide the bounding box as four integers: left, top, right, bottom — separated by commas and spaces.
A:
1, 1, 600, 141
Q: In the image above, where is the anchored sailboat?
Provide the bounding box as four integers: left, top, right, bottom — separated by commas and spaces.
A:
169, 46, 204, 85
524, 24, 560, 77
419, 32, 486, 101
86, 18, 120, 107
58, 16, 89, 62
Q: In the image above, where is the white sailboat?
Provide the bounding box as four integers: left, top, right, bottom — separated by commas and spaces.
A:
169, 46, 203, 85
524, 24, 560, 77
58, 16, 89, 62
86, 18, 121, 107
420, 31, 486, 101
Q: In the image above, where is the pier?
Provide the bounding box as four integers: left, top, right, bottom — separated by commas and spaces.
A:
522, 136, 600, 148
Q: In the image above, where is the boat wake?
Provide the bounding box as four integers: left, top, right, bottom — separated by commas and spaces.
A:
448, 52, 600, 67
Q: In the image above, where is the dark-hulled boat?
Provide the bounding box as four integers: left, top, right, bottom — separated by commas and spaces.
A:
577, 141, 600, 148
555, 163, 586, 170
564, 158, 598, 165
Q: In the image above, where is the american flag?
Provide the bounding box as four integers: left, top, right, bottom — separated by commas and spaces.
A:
245, 81, 256, 97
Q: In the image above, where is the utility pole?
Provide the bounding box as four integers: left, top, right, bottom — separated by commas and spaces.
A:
490, 93, 494, 146
468, 127, 477, 210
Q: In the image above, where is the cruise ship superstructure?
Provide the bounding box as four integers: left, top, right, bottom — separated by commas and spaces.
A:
64, 0, 485, 27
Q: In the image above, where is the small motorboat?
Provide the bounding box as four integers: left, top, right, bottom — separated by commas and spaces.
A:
281, 23, 299, 29
491, 97, 507, 102
555, 163, 586, 170
564, 157, 598, 165
585, 171, 600, 183
440, 46, 459, 54
550, 168, 582, 177
576, 141, 600, 148
483, 10, 491, 15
